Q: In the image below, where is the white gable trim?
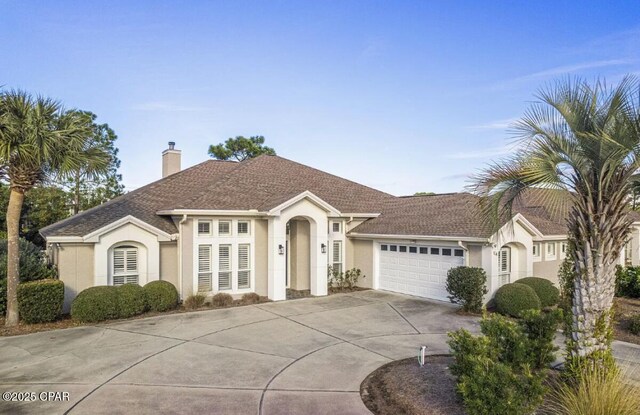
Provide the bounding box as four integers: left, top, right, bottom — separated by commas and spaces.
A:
83, 215, 173, 243
156, 209, 265, 216
267, 191, 341, 216
509, 213, 544, 238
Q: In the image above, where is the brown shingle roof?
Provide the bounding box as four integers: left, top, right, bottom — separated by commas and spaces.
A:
173, 155, 396, 212
349, 193, 494, 238
41, 155, 395, 237
40, 160, 241, 237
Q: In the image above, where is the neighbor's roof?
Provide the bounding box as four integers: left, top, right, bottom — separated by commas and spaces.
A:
41, 155, 395, 237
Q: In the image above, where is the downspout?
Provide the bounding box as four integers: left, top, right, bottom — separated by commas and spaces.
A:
457, 241, 469, 266
177, 214, 187, 299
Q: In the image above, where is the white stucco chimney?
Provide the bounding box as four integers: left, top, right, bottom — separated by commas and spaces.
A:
162, 141, 181, 178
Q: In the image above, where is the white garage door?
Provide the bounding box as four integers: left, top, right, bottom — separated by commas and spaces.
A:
378, 243, 465, 301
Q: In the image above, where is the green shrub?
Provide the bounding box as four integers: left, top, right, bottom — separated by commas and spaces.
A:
184, 293, 207, 310
143, 280, 179, 312
629, 314, 640, 336
240, 292, 261, 305
211, 292, 234, 307
495, 283, 541, 317
446, 266, 488, 313
517, 277, 560, 307
17, 279, 64, 323
519, 309, 563, 369
71, 286, 120, 322
0, 239, 57, 315
448, 312, 555, 415
328, 267, 364, 290
455, 355, 546, 415
117, 284, 147, 318
614, 265, 640, 298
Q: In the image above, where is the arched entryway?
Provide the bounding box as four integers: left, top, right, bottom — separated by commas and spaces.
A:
286, 217, 311, 292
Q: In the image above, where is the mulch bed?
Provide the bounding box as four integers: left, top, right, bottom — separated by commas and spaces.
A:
360, 355, 465, 415
614, 297, 640, 345
0, 296, 271, 337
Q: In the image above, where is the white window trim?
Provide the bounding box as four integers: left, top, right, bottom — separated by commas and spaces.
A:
192, 218, 255, 295
331, 240, 343, 273
237, 220, 251, 236
218, 220, 232, 237
532, 242, 541, 262
546, 242, 557, 261
112, 245, 139, 286
331, 221, 342, 234
560, 242, 568, 259
197, 220, 213, 236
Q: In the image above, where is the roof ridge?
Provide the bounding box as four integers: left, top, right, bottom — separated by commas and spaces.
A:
263, 154, 397, 199
173, 156, 261, 209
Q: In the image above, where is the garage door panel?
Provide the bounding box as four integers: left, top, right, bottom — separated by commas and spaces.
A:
378, 245, 463, 301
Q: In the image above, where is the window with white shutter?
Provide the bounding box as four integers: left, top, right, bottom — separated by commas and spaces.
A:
332, 241, 343, 274
238, 244, 250, 289
219, 221, 231, 236
113, 246, 138, 285
198, 220, 212, 236
218, 244, 231, 290
197, 245, 212, 292
237, 221, 250, 235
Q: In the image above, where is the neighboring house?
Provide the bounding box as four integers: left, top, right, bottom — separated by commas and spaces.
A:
40, 143, 639, 309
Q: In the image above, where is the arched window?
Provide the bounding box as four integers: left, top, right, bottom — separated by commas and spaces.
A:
113, 245, 138, 285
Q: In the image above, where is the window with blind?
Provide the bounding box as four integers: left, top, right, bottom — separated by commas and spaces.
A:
197, 220, 212, 236
332, 241, 343, 274
219, 221, 231, 236
197, 245, 212, 292
237, 221, 250, 235
113, 246, 138, 285
238, 244, 250, 289
218, 244, 232, 290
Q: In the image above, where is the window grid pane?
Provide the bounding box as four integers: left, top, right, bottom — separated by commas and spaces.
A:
219, 221, 231, 235
332, 241, 342, 273
198, 245, 212, 292
238, 221, 250, 235
198, 221, 211, 235
219, 245, 231, 290
238, 244, 250, 289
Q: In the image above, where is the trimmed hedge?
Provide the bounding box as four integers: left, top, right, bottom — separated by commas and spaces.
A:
240, 292, 261, 305
17, 279, 64, 323
495, 283, 541, 318
446, 266, 488, 313
517, 277, 560, 307
143, 281, 179, 312
117, 284, 147, 318
71, 286, 120, 322
211, 292, 234, 307
184, 293, 206, 310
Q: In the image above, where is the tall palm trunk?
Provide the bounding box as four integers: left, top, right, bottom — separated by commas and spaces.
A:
567, 184, 630, 362
5, 187, 25, 326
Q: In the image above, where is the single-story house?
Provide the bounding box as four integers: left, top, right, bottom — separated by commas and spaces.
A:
41, 143, 640, 309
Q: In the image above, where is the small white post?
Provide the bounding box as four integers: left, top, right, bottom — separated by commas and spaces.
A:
418, 345, 427, 367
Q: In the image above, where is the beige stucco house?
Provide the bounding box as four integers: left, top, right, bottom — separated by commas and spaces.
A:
42, 143, 632, 310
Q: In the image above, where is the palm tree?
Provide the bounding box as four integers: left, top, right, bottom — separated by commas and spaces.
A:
0, 90, 110, 326
473, 76, 640, 368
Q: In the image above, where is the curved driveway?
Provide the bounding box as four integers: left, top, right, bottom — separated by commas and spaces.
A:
0, 290, 480, 415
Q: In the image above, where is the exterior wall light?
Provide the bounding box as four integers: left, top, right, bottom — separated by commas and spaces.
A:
278, 244, 285, 255
321, 243, 327, 254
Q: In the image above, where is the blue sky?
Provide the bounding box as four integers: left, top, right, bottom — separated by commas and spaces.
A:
2, 1, 639, 195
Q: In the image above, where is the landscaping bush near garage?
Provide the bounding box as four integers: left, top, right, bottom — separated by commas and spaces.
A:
448, 311, 561, 415
328, 266, 365, 292
71, 286, 120, 322
17, 279, 64, 323
446, 266, 488, 313
0, 238, 57, 315
614, 265, 640, 298
117, 284, 147, 318
495, 283, 542, 317
143, 280, 179, 312
517, 277, 560, 307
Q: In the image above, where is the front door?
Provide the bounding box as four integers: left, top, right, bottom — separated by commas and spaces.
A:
498, 247, 511, 286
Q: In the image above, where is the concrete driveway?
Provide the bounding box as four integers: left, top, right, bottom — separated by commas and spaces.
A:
0, 290, 480, 414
